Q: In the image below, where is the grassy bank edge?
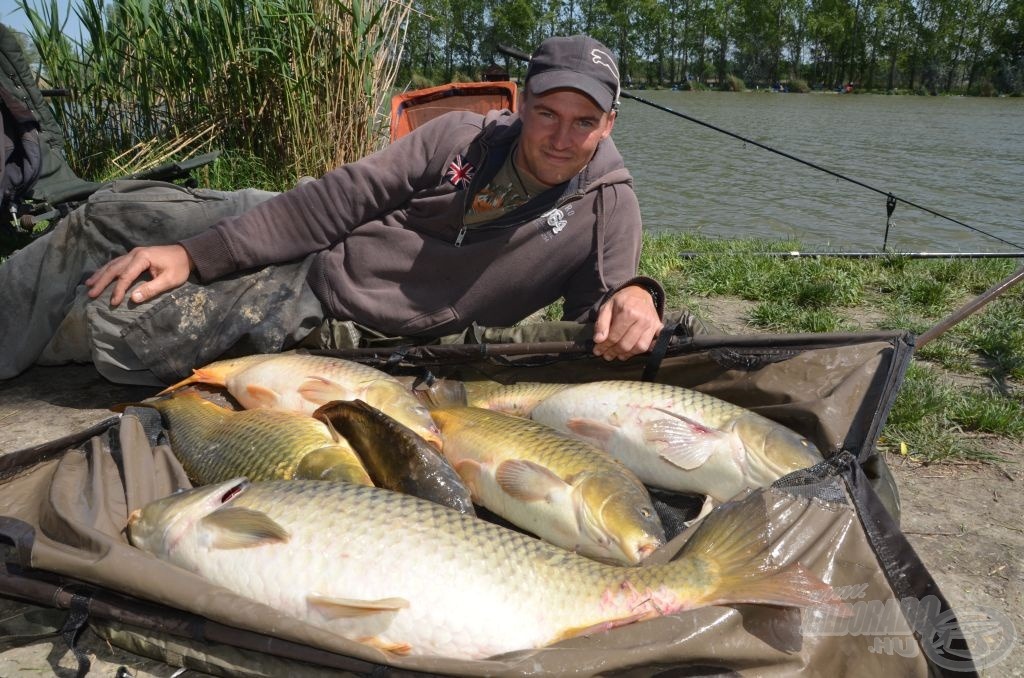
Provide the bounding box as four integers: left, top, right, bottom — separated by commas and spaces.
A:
635, 232, 1024, 464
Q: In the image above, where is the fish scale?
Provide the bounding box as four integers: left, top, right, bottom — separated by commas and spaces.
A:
429, 406, 665, 564
434, 405, 639, 483
140, 392, 372, 486
473, 380, 824, 501
128, 479, 836, 660
161, 352, 443, 449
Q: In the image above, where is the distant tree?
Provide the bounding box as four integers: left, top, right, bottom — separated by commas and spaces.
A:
992, 0, 1023, 93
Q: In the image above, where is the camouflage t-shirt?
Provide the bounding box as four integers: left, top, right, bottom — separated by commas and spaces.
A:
464, 145, 549, 226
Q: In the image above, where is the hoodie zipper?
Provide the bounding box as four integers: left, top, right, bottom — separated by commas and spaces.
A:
452, 119, 597, 247
454, 190, 584, 248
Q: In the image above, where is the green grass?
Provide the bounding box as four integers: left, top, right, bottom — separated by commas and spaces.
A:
641, 232, 1024, 464
883, 364, 1021, 462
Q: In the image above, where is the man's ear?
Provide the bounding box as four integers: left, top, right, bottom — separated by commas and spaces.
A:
601, 109, 617, 139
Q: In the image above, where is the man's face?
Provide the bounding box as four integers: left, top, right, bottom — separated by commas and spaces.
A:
516, 88, 616, 187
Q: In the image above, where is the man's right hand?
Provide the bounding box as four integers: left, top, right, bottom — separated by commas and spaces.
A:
85, 244, 193, 306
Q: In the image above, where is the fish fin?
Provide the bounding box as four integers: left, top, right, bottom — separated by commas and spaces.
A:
682, 495, 717, 528
244, 384, 283, 409
454, 459, 486, 499
551, 610, 653, 643
565, 417, 618, 444
644, 409, 728, 470
496, 459, 567, 502
297, 376, 350, 405
680, 494, 842, 611
358, 636, 413, 655
703, 561, 848, 612
200, 507, 290, 549
307, 594, 409, 618
157, 367, 226, 395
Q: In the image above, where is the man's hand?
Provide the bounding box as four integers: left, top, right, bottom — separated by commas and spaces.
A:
592, 285, 663, 361
85, 244, 193, 306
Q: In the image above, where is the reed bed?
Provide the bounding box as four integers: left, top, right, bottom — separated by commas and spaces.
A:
20, 0, 409, 185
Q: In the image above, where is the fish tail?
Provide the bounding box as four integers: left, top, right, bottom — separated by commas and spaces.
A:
678, 493, 840, 611
156, 367, 226, 395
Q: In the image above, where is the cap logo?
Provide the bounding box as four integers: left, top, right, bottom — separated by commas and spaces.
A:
590, 48, 620, 103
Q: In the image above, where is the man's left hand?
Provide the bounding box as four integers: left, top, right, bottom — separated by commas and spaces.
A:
592, 286, 663, 361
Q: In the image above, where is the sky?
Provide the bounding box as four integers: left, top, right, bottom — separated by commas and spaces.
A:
1, 1, 84, 40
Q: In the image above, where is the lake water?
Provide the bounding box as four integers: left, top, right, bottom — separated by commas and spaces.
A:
612, 91, 1023, 254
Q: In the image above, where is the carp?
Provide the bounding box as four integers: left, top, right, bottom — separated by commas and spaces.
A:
127, 391, 372, 486
161, 353, 442, 450
313, 399, 475, 514
428, 406, 665, 564
485, 380, 824, 502
128, 478, 839, 660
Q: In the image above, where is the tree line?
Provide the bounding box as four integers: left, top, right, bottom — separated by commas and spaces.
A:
400, 0, 1024, 95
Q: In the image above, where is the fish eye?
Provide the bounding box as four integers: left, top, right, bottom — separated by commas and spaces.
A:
640, 508, 652, 518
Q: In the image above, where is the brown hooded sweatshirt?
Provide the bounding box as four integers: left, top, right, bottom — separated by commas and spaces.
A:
180, 109, 662, 338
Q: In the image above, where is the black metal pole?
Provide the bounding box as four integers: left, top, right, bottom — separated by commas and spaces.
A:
618, 90, 1023, 253
677, 251, 1024, 259
916, 264, 1024, 350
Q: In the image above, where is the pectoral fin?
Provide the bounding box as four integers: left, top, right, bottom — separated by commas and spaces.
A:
359, 636, 413, 655
200, 507, 290, 548
244, 384, 283, 409
297, 376, 348, 405
307, 594, 409, 618
454, 459, 486, 500
644, 409, 730, 470
496, 459, 567, 502
565, 417, 618, 444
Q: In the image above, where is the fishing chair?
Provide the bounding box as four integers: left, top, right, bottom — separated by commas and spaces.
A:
0, 23, 219, 241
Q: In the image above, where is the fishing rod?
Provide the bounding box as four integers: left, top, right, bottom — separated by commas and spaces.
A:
492, 42, 1023, 345
315, 261, 1022, 363
618, 91, 1024, 253
497, 44, 1024, 255
915, 264, 1024, 351
679, 251, 1024, 260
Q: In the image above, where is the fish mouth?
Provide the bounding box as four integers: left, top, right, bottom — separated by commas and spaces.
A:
634, 541, 660, 562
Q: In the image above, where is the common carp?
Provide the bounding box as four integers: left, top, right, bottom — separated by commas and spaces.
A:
313, 400, 475, 514
128, 391, 373, 486
161, 353, 442, 449
410, 378, 573, 418
484, 380, 824, 502
428, 406, 664, 564
128, 478, 838, 660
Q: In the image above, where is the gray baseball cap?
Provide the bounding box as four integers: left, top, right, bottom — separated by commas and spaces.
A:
525, 35, 620, 112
